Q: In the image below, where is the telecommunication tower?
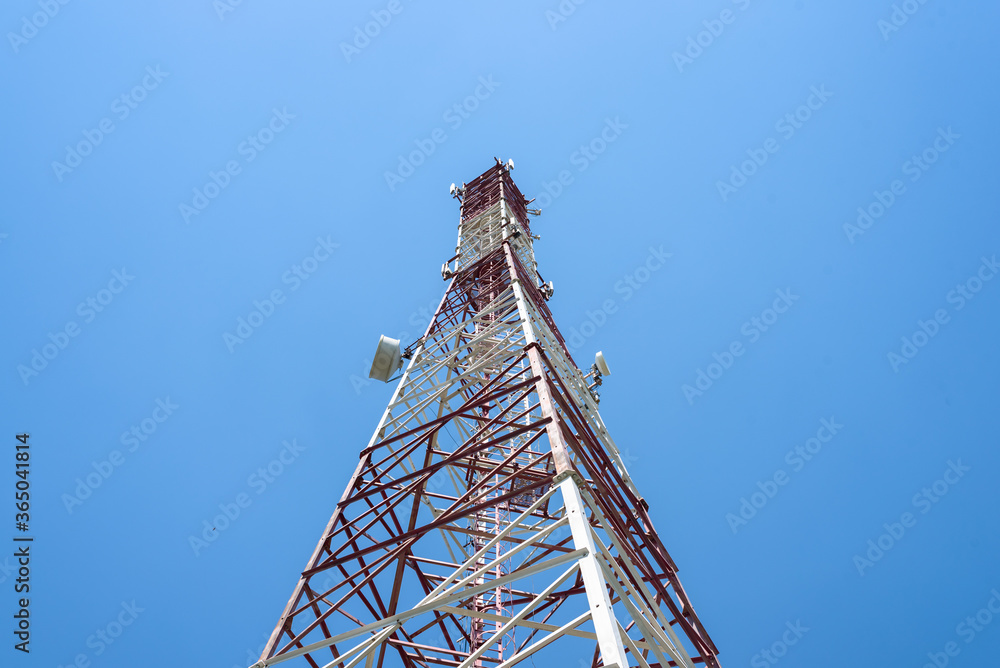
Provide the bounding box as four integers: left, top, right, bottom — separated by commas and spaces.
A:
254, 159, 721, 668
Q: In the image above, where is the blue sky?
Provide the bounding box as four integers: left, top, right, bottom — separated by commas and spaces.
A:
3, 1, 999, 666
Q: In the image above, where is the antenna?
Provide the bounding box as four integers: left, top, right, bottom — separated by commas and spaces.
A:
367, 335, 402, 382
594, 350, 611, 376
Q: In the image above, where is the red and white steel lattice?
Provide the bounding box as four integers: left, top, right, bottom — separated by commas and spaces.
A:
253, 159, 722, 668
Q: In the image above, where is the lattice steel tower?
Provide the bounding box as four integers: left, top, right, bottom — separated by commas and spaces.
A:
254, 160, 721, 668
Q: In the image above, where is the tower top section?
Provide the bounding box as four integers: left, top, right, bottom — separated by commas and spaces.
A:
459, 158, 531, 231
448, 158, 537, 275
